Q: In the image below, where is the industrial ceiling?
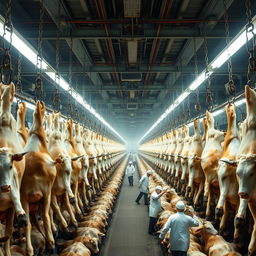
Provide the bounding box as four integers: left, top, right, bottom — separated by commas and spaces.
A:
0, 0, 255, 142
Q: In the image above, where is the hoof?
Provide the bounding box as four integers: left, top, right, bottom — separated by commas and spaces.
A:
17, 214, 27, 228
206, 215, 213, 221
187, 187, 192, 193
235, 217, 245, 229
76, 214, 83, 222
187, 198, 193, 205
194, 204, 201, 212
213, 219, 220, 229
215, 208, 224, 218
69, 197, 76, 204
63, 229, 76, 240
203, 196, 208, 203
233, 237, 240, 244
86, 185, 92, 191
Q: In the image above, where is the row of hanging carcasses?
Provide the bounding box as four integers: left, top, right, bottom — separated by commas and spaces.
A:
0, 82, 125, 256
139, 85, 256, 256
138, 155, 242, 256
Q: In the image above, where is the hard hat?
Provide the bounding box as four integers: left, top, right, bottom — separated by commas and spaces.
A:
147, 170, 153, 174
155, 185, 163, 191
129, 161, 132, 164
176, 201, 185, 210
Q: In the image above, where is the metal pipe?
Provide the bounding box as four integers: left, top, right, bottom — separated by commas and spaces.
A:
21, 19, 244, 25
95, 0, 124, 102
143, 0, 173, 96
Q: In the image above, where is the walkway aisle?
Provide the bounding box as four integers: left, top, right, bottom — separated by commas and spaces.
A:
100, 164, 162, 256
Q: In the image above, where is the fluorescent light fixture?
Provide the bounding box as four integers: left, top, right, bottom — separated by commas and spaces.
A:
211, 31, 251, 69
0, 20, 48, 70
212, 108, 224, 117
189, 72, 213, 90
139, 16, 256, 144
0, 16, 125, 143
187, 97, 246, 129
175, 91, 190, 104
235, 98, 246, 107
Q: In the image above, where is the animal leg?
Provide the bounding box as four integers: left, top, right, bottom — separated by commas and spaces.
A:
4, 208, 14, 256
64, 192, 77, 227
42, 192, 55, 249
248, 202, 256, 256
22, 198, 34, 256
51, 195, 68, 230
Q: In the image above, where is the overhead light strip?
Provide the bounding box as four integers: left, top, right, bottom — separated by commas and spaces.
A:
0, 16, 125, 143
139, 15, 256, 144
187, 97, 246, 127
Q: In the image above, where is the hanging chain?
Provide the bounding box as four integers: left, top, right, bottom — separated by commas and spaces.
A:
34, 0, 44, 101
0, 0, 13, 84
73, 81, 79, 122
245, 0, 256, 88
204, 36, 213, 111
223, 0, 236, 103
187, 94, 191, 121
16, 52, 22, 94
53, 1, 61, 112
82, 57, 87, 126
67, 33, 73, 117
193, 38, 201, 114
180, 60, 186, 124
53, 88, 61, 112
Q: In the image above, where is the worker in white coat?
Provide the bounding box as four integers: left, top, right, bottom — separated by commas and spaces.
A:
125, 161, 135, 186
148, 185, 167, 235
159, 201, 199, 256
135, 170, 153, 205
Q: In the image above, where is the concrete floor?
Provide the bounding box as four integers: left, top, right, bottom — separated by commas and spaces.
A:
100, 166, 162, 256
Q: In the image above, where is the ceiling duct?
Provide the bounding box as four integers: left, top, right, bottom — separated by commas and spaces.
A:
127, 40, 138, 65
121, 73, 142, 81
127, 103, 138, 110
123, 0, 141, 18
130, 90, 135, 99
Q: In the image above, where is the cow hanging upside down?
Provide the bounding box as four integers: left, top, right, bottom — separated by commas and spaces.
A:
16, 101, 28, 148
187, 118, 205, 209
74, 123, 91, 209
63, 119, 84, 219
215, 104, 241, 240
82, 128, 99, 197
201, 111, 225, 220
21, 101, 58, 256
236, 85, 256, 256
48, 112, 81, 231
0, 83, 28, 256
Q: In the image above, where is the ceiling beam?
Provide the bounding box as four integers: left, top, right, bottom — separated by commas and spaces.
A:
90, 98, 160, 104
153, 0, 235, 110
22, 64, 204, 74
24, 27, 229, 40
42, 0, 111, 104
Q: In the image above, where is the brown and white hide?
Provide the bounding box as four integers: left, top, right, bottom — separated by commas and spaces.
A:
236, 85, 256, 255
201, 111, 224, 219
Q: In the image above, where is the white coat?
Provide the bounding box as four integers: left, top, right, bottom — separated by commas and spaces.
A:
149, 191, 162, 217
125, 165, 135, 176
139, 174, 149, 193
159, 212, 199, 251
